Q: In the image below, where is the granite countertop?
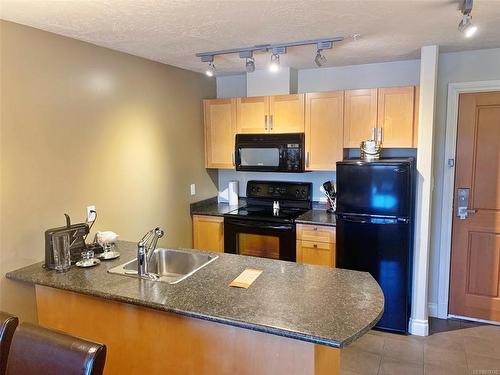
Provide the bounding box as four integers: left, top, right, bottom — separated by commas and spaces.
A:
190, 197, 246, 216
296, 208, 337, 227
7, 241, 383, 348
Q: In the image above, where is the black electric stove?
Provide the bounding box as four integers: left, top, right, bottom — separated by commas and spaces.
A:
224, 181, 312, 261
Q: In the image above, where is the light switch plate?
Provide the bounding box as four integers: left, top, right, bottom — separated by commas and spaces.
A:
190, 184, 196, 196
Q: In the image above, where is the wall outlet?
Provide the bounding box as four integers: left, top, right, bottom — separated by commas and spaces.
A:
190, 184, 196, 196
87, 205, 96, 222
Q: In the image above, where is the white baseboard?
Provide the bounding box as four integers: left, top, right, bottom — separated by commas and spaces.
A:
428, 302, 438, 318
409, 318, 429, 336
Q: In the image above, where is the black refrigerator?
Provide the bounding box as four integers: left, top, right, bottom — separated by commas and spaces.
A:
335, 158, 415, 333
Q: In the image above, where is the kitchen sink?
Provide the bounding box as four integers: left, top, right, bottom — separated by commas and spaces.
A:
108, 248, 218, 284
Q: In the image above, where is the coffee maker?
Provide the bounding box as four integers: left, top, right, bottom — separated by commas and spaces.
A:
44, 214, 89, 269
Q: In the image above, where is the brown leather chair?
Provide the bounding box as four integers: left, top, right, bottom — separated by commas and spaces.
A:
6, 323, 106, 375
0, 312, 19, 375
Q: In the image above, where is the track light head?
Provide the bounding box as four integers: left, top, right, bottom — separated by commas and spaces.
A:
314, 49, 327, 67
459, 14, 477, 37
205, 62, 216, 77
245, 57, 255, 73
269, 53, 280, 73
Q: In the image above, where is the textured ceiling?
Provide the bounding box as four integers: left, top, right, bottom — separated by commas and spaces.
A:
1, 0, 500, 75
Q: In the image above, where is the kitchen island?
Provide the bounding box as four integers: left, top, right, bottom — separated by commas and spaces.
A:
7, 241, 383, 375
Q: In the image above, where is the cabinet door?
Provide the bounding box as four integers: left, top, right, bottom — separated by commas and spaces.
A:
192, 215, 224, 252
344, 89, 378, 148
377, 86, 416, 148
204, 99, 236, 169
236, 96, 269, 133
269, 94, 305, 133
413, 86, 420, 148
305, 92, 344, 171
296, 240, 335, 267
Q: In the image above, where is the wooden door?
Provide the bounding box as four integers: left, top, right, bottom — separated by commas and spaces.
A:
204, 99, 236, 169
305, 92, 344, 171
269, 94, 305, 133
344, 89, 378, 148
377, 86, 416, 148
449, 91, 500, 322
236, 96, 269, 133
192, 215, 224, 252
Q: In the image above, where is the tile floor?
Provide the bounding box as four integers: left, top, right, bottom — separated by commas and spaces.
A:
341, 318, 500, 375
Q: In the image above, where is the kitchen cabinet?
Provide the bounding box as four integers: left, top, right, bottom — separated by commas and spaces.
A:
344, 89, 378, 148
377, 86, 416, 148
236, 94, 304, 134
305, 91, 344, 171
192, 215, 224, 252
268, 94, 305, 133
236, 96, 269, 133
204, 99, 236, 169
344, 86, 418, 149
296, 224, 336, 267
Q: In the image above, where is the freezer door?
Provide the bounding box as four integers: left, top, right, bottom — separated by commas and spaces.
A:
336, 162, 411, 217
336, 217, 411, 333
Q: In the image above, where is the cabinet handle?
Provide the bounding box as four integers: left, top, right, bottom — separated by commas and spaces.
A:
270, 115, 273, 130
265, 115, 268, 130
306, 151, 310, 167
313, 227, 318, 231
231, 153, 235, 166
313, 244, 318, 248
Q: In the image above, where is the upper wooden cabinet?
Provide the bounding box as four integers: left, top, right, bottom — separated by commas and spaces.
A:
236, 96, 269, 133
269, 94, 305, 133
344, 86, 418, 149
236, 94, 305, 134
377, 86, 416, 148
305, 92, 344, 171
344, 89, 378, 148
204, 98, 236, 169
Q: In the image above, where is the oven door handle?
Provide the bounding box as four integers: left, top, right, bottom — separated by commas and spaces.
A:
226, 220, 293, 231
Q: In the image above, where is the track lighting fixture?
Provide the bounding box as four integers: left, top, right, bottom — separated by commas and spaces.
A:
245, 57, 255, 73
196, 36, 345, 74
314, 49, 327, 67
269, 53, 280, 73
458, 0, 477, 38
205, 62, 216, 77
458, 14, 477, 37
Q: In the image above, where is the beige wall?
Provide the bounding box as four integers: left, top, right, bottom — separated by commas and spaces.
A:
0, 20, 217, 321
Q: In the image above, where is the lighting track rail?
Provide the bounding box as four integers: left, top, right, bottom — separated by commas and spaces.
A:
196, 36, 350, 76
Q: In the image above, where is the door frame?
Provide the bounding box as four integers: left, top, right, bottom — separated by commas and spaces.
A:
437, 80, 500, 319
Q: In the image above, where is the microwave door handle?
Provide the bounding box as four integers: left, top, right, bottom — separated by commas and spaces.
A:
264, 115, 268, 131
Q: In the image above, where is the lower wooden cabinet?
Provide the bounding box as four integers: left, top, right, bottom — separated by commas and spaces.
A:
192, 215, 224, 252
296, 224, 336, 267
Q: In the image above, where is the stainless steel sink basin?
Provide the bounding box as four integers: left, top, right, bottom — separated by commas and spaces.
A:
108, 248, 218, 284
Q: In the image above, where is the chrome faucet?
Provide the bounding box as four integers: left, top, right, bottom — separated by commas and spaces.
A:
137, 227, 164, 279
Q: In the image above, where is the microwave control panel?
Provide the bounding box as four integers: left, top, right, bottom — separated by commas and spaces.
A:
284, 144, 302, 171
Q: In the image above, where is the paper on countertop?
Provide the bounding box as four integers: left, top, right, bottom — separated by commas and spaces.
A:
229, 268, 263, 289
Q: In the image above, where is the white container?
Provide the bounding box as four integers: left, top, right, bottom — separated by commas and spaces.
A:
228, 180, 239, 206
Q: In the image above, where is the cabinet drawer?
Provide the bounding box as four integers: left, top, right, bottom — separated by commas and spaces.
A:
296, 224, 335, 243
296, 240, 335, 267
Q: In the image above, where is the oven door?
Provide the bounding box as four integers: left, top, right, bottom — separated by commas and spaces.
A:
224, 218, 296, 262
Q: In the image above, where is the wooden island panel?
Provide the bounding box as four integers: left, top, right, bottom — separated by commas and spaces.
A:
36, 285, 340, 375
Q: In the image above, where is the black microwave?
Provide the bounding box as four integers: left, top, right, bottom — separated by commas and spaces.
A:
235, 133, 305, 172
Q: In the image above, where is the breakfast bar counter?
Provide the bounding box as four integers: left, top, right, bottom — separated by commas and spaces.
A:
7, 241, 383, 374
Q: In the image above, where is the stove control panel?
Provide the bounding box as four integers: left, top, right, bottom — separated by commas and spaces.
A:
247, 181, 312, 201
